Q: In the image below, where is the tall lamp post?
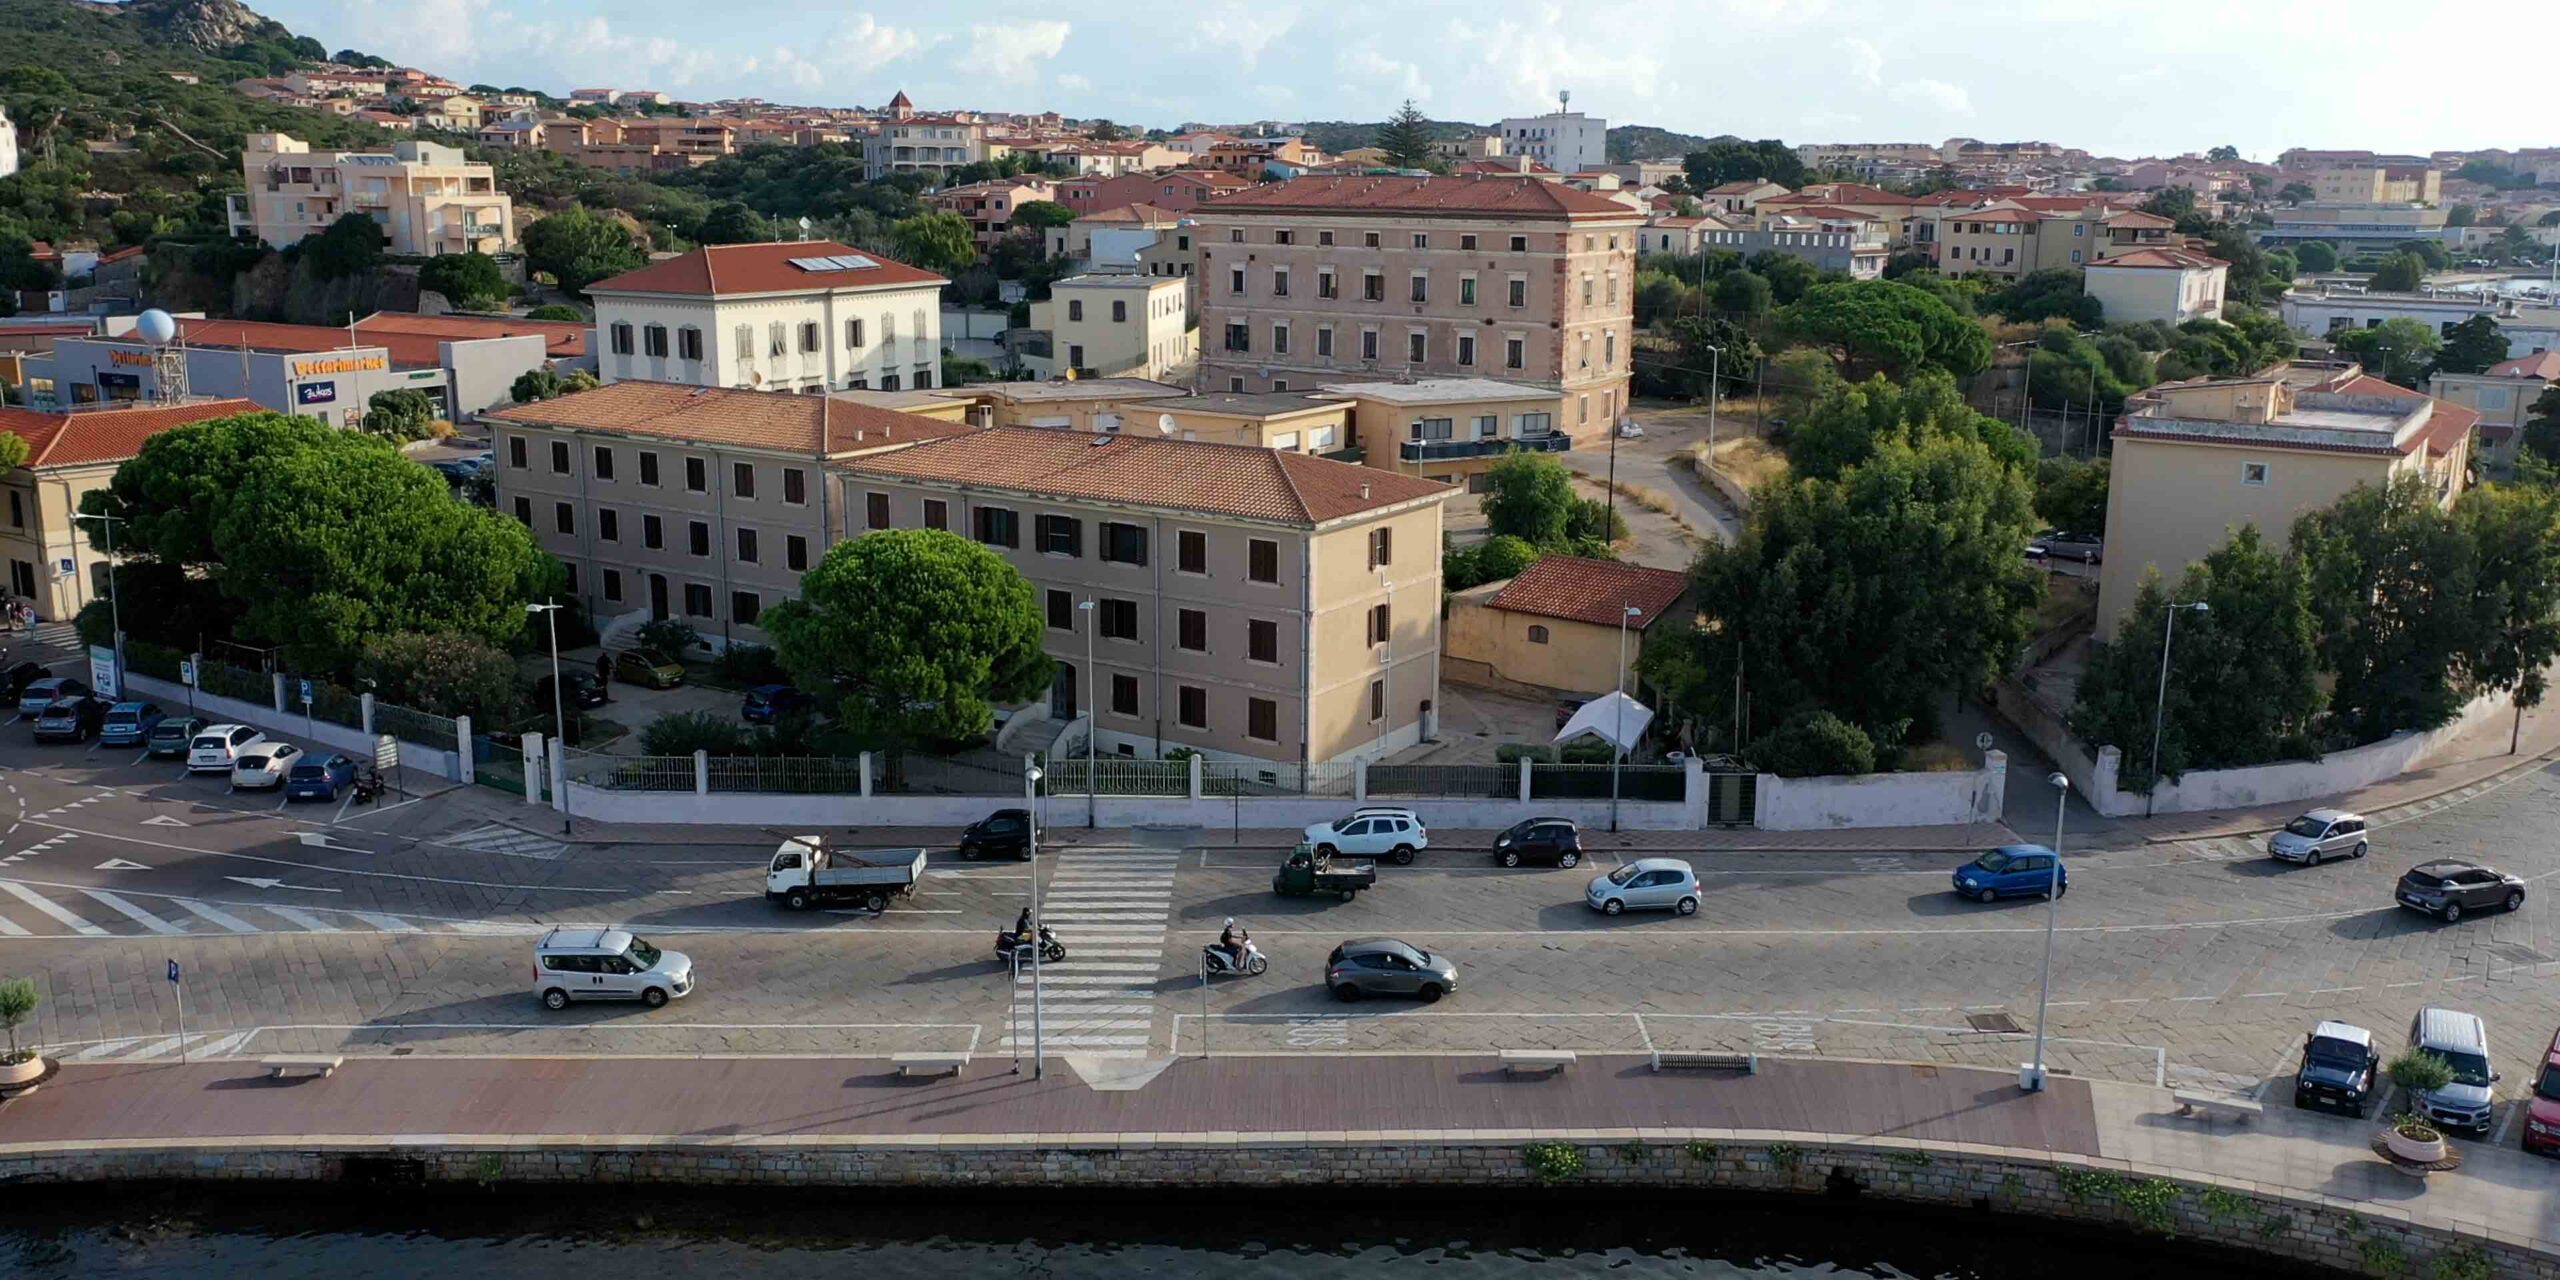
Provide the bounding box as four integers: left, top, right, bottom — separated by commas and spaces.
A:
526, 602, 571, 835
70, 512, 125, 687
1609, 602, 1640, 832
2145, 601, 2210, 817
2023, 771, 2069, 1093
1701, 343, 1722, 455
1077, 598, 1096, 828
1022, 757, 1046, 1078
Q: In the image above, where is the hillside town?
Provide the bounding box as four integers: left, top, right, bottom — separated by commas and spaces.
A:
6, 1, 2560, 1273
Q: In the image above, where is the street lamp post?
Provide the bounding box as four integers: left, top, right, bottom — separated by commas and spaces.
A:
2024, 771, 2069, 1093
2145, 601, 2210, 818
1077, 598, 1096, 828
71, 512, 124, 687
526, 602, 570, 835
1609, 602, 1640, 832
1023, 757, 1046, 1078
1703, 343, 1722, 455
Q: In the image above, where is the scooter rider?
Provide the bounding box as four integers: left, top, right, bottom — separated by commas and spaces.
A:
1218, 917, 1247, 968
1014, 907, 1034, 945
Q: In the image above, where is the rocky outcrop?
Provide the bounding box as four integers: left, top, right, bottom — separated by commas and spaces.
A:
125, 0, 286, 52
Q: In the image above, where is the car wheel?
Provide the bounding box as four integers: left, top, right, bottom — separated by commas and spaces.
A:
541, 988, 570, 1011
640, 986, 669, 1009
2356, 1103, 2371, 1121
1559, 852, 1580, 868
1391, 845, 1416, 866
2354, 842, 2368, 859
1333, 983, 1362, 1003
1602, 898, 1625, 916
2305, 850, 2321, 868
1976, 887, 1999, 904
2293, 1091, 2310, 1109
2506, 890, 2526, 913
2052, 882, 2067, 899
1676, 896, 1699, 916
1245, 955, 1268, 976
2444, 902, 2464, 923
1339, 889, 1356, 903
1500, 851, 1521, 867
1416, 983, 1443, 1003
785, 888, 812, 911
1316, 843, 1338, 859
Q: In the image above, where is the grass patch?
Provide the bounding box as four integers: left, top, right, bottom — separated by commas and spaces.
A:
1900, 741, 1975, 773
1704, 434, 1789, 490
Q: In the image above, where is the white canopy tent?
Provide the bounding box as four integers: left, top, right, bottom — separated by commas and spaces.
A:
1554, 690, 1653, 756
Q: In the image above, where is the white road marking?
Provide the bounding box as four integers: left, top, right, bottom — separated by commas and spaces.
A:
81, 889, 187, 935
117, 1034, 195, 1061
349, 912, 422, 933
0, 912, 24, 936
68, 1037, 143, 1061
191, 1030, 255, 1058
174, 898, 259, 934
263, 905, 340, 933
0, 880, 106, 935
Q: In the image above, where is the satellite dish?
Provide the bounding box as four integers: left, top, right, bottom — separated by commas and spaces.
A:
1156, 413, 1176, 435
136, 308, 177, 346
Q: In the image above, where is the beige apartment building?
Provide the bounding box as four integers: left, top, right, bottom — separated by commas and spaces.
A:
585, 240, 947, 394
2311, 164, 2443, 206
924, 177, 1057, 249
1150, 393, 1350, 451
932, 379, 1190, 432
1444, 554, 1689, 697
2082, 248, 2230, 326
1191, 174, 1643, 442
864, 93, 991, 182
0, 399, 260, 621
483, 382, 974, 647
1029, 275, 1194, 381
1315, 377, 1568, 488
1934, 205, 2176, 279
2428, 350, 2559, 470
2096, 367, 2476, 634
835, 428, 1451, 766
229, 133, 515, 256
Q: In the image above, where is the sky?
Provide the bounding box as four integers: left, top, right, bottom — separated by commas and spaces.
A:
266, 0, 2560, 161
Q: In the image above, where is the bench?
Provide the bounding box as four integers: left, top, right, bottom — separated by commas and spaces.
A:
2172, 1089, 2264, 1124
1499, 1049, 1578, 1077
892, 1052, 972, 1079
1651, 1051, 1759, 1075
260, 1055, 343, 1079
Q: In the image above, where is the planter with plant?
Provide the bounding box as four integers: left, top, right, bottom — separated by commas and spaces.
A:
0, 977, 42, 1088
2379, 1051, 2455, 1165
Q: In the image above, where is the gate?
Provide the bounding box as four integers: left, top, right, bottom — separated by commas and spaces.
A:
473, 734, 527, 795
1704, 769, 1757, 826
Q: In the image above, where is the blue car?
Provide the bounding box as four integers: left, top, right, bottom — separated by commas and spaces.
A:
98, 701, 167, 747
284, 752, 358, 802
740, 684, 815, 723
1952, 844, 2068, 903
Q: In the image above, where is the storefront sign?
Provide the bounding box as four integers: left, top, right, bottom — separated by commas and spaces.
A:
108, 350, 158, 367
295, 382, 338, 406
290, 353, 388, 377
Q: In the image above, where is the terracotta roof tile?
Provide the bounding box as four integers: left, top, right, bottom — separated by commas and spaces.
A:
2484, 351, 2560, 380
586, 240, 945, 297
1197, 174, 1640, 219
2090, 248, 2229, 270
354, 311, 590, 358
0, 398, 262, 469
835, 427, 1451, 526
482, 380, 973, 455
1080, 203, 1182, 223
1486, 555, 1689, 629
176, 318, 445, 369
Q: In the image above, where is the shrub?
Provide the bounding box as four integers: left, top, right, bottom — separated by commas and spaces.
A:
1558, 737, 1617, 764
1494, 743, 1557, 765
354, 631, 526, 724
1683, 1139, 1720, 1164
1750, 710, 1877, 777
1475, 534, 1538, 583
1521, 1142, 1584, 1182
524, 304, 586, 322
636, 618, 703, 659
1567, 496, 1629, 546
0, 977, 37, 1064
363, 388, 440, 441
2386, 1050, 2456, 1095
712, 642, 788, 687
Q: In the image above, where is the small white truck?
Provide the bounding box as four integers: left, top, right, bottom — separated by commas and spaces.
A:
764, 837, 928, 912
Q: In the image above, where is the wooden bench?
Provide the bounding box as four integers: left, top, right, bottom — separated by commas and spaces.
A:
260, 1055, 343, 1079
892, 1052, 971, 1079
2172, 1089, 2264, 1124
1651, 1051, 1759, 1075
1499, 1049, 1578, 1077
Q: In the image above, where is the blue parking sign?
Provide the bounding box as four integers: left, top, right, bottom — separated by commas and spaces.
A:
167, 959, 181, 984
299, 679, 314, 704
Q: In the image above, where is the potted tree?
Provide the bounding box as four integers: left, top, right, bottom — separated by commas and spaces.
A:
2381, 1050, 2454, 1165
0, 978, 41, 1090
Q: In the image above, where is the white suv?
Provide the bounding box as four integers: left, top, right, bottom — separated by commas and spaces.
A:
187, 723, 267, 773
533, 927, 695, 1010
1303, 807, 1428, 865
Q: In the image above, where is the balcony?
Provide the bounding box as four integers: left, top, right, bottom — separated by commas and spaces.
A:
1399, 433, 1570, 463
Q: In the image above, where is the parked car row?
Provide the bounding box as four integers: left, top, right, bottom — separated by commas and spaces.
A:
2287, 1008, 2560, 1155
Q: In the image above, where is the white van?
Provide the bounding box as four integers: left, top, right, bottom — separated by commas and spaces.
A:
2407, 1007, 2498, 1136
533, 927, 694, 1010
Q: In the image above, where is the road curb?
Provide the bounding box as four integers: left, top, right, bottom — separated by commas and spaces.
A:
2136, 743, 2560, 845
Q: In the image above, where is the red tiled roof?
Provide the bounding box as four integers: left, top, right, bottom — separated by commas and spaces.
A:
2484, 351, 2560, 380
1080, 203, 1182, 223
354, 311, 591, 359
835, 427, 1451, 526
1702, 180, 1778, 195
586, 240, 945, 296
1486, 555, 1689, 630
2102, 210, 2176, 228
1197, 174, 1640, 219
176, 318, 447, 369
482, 381, 971, 456
0, 398, 261, 470
2090, 248, 2229, 270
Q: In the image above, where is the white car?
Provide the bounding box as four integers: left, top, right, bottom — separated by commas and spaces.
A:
230, 742, 304, 790
187, 723, 266, 773
1303, 807, 1428, 865
1586, 858, 1702, 916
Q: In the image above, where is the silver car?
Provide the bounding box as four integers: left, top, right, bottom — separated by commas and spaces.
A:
1586, 858, 1701, 916
2268, 808, 2368, 865
1325, 938, 1457, 1003
533, 926, 695, 1010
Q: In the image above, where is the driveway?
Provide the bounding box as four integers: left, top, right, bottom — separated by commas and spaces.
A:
1563, 406, 1741, 547
520, 644, 745, 754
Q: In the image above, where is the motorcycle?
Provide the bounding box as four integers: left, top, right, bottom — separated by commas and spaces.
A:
995, 926, 1066, 964
350, 768, 385, 805
1201, 940, 1269, 977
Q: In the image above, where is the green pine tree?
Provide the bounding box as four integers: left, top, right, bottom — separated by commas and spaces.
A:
1376, 100, 1435, 170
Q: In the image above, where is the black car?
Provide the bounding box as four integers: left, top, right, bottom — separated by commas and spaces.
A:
959, 808, 1033, 860
741, 684, 817, 723
1492, 816, 1584, 868
2027, 530, 2104, 563
2396, 860, 2527, 923
2, 661, 46, 701
2293, 1020, 2380, 1118
31, 695, 105, 743
146, 715, 209, 758
535, 671, 610, 710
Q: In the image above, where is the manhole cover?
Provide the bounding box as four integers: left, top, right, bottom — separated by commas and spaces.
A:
1966, 1012, 2024, 1034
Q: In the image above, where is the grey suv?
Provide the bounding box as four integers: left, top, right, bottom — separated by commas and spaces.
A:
2269, 808, 2368, 865
1325, 938, 1457, 1003
2396, 860, 2526, 923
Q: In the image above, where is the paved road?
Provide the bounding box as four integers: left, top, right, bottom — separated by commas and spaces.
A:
7, 724, 2560, 1145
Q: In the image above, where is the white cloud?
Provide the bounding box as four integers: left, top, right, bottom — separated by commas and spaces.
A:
1056, 72, 1093, 92
1894, 78, 1973, 115
1449, 7, 1669, 111
1191, 2, 1298, 70
1839, 36, 1883, 87
1336, 46, 1430, 105
969, 19, 1071, 81
766, 15, 923, 89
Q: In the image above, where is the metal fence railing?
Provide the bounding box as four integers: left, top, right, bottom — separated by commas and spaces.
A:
193, 659, 272, 706
885, 752, 1026, 796
1369, 763, 1513, 799
374, 703, 460, 749
564, 751, 697, 792
1530, 763, 1687, 802
1043, 758, 1187, 797
706, 755, 865, 795
1198, 761, 1359, 797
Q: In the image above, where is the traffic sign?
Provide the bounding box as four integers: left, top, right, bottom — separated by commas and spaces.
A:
179, 659, 196, 686
166, 959, 181, 985
299, 678, 314, 704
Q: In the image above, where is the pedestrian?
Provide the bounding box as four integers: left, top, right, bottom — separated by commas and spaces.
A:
594, 651, 613, 698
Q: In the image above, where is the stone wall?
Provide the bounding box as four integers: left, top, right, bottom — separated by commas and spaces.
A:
1, 1134, 2536, 1277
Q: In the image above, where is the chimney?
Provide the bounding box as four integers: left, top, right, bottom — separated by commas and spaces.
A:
1359, 482, 1371, 500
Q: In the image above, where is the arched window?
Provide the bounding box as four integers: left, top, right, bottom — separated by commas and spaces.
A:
1527, 625, 1550, 644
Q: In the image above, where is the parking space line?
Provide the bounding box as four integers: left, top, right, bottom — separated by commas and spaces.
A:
2494, 1098, 2527, 1147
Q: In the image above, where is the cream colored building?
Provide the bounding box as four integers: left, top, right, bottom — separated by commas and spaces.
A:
484, 381, 976, 647
1193, 174, 1642, 442
586, 240, 947, 394
1030, 275, 1194, 381
2428, 350, 2559, 470
0, 399, 260, 621
1316, 378, 1569, 489
1444, 554, 1688, 697
228, 133, 515, 256
1148, 393, 1350, 452
2082, 248, 2229, 326
1935, 205, 2176, 279
835, 427, 1453, 766
864, 93, 991, 182
929, 379, 1190, 433
2311, 165, 2443, 206
2096, 368, 2477, 634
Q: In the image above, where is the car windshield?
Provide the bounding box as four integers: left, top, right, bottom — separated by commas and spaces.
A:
2439, 1051, 2493, 1088
2285, 817, 2330, 838
1607, 864, 1643, 886
1329, 814, 1362, 830
2537, 1068, 2560, 1103
1974, 850, 2018, 872
625, 939, 663, 969
2306, 1037, 2365, 1066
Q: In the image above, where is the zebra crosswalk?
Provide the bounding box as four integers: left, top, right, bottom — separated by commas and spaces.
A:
0, 876, 526, 940
999, 846, 1180, 1059
60, 1029, 258, 1063
429, 823, 567, 860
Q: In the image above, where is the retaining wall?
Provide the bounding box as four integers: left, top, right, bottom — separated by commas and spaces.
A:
0, 1133, 2532, 1278
559, 781, 1701, 832
1752, 753, 2006, 831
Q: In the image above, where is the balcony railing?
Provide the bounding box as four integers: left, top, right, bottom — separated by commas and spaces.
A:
1399, 433, 1570, 463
